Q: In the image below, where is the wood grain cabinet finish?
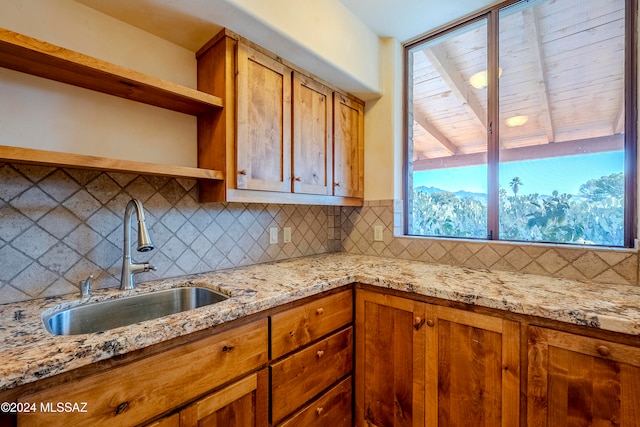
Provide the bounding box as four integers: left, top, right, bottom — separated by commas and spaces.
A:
236, 43, 292, 193
355, 290, 427, 427
271, 327, 353, 425
425, 305, 520, 427
196, 29, 364, 206
355, 289, 520, 427
178, 370, 269, 427
271, 290, 353, 359
17, 319, 268, 427
333, 92, 364, 198
527, 326, 640, 426
292, 71, 333, 196
278, 376, 353, 427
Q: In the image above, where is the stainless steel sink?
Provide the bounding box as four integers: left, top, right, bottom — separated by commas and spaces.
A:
44, 287, 229, 336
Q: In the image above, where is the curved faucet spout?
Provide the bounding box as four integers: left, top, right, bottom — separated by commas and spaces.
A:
121, 199, 155, 290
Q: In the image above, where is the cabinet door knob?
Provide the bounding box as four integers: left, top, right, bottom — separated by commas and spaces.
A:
238, 169, 247, 175
316, 307, 324, 315
333, 182, 340, 187
414, 317, 426, 330
427, 319, 434, 327
316, 407, 324, 416
293, 176, 302, 182
317, 350, 325, 358
597, 345, 611, 356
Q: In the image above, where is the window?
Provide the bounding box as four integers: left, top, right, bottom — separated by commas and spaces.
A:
405, 0, 636, 247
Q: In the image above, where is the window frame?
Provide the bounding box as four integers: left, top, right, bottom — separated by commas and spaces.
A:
403, 0, 638, 248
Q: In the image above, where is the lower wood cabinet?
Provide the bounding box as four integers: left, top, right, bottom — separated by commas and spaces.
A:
355, 289, 520, 427
17, 319, 268, 427
279, 376, 352, 427
178, 370, 268, 427
527, 325, 640, 426
269, 290, 354, 426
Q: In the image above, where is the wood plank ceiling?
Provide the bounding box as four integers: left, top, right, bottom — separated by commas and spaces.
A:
410, 0, 625, 171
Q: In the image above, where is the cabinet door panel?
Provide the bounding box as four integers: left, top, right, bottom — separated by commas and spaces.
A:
237, 43, 291, 193
528, 326, 640, 426
292, 72, 332, 195
333, 93, 364, 198
180, 370, 268, 427
355, 290, 426, 427
426, 306, 520, 427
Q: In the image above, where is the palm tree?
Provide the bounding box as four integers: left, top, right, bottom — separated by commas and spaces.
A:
509, 177, 523, 196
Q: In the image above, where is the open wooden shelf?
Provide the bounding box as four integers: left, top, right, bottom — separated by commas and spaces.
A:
0, 146, 224, 180
0, 27, 223, 115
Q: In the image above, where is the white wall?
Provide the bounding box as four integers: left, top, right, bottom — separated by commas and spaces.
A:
0, 0, 198, 167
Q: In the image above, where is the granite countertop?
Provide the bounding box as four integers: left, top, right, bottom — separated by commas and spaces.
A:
2, 252, 640, 392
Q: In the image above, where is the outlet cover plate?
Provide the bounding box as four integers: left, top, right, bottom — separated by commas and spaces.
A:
374, 225, 383, 241
269, 227, 278, 244
283, 227, 292, 243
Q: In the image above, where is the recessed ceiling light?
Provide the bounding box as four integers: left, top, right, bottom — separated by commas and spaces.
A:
469, 67, 503, 89
505, 115, 529, 127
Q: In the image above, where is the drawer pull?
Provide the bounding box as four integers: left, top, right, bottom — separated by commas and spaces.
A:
238, 169, 247, 175
115, 402, 129, 415
317, 350, 325, 358
316, 307, 325, 315
222, 345, 235, 352
597, 345, 611, 356
316, 406, 324, 416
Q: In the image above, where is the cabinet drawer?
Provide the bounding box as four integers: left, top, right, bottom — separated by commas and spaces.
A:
271, 290, 352, 359
271, 326, 353, 424
18, 318, 268, 427
278, 376, 352, 427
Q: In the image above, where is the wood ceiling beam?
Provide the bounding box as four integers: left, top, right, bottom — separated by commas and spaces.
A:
413, 134, 623, 171
522, 8, 555, 143
413, 115, 461, 155
422, 45, 487, 130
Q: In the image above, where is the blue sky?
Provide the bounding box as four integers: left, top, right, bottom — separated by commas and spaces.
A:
413, 151, 624, 196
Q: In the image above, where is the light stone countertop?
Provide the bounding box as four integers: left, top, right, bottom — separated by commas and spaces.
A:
2, 252, 640, 392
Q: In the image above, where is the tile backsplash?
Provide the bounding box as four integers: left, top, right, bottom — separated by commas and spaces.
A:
2, 166, 638, 306
0, 163, 336, 304
341, 200, 639, 287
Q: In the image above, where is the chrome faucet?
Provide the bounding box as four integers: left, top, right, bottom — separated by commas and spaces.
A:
120, 199, 155, 290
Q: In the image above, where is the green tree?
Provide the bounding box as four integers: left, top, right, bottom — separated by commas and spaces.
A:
509, 177, 523, 196
579, 172, 624, 202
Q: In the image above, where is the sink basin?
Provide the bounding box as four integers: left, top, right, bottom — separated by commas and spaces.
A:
44, 287, 229, 336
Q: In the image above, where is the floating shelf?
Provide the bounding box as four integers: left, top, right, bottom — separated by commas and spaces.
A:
0, 27, 223, 115
0, 146, 224, 180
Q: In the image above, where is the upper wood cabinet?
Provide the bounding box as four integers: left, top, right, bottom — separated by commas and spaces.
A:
334, 93, 364, 198
197, 29, 364, 206
236, 44, 292, 193
292, 72, 333, 196
527, 326, 640, 426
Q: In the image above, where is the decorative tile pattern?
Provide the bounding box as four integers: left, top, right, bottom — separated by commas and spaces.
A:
0, 163, 336, 304
342, 200, 640, 287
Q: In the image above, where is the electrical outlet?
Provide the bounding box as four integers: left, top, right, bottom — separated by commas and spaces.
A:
269, 227, 278, 244
283, 227, 292, 243
374, 225, 383, 241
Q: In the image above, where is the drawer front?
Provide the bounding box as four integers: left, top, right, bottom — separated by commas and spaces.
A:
278, 376, 352, 427
271, 290, 352, 359
18, 318, 268, 427
271, 326, 353, 424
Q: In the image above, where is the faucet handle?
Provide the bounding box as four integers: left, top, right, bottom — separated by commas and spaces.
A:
79, 274, 94, 298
